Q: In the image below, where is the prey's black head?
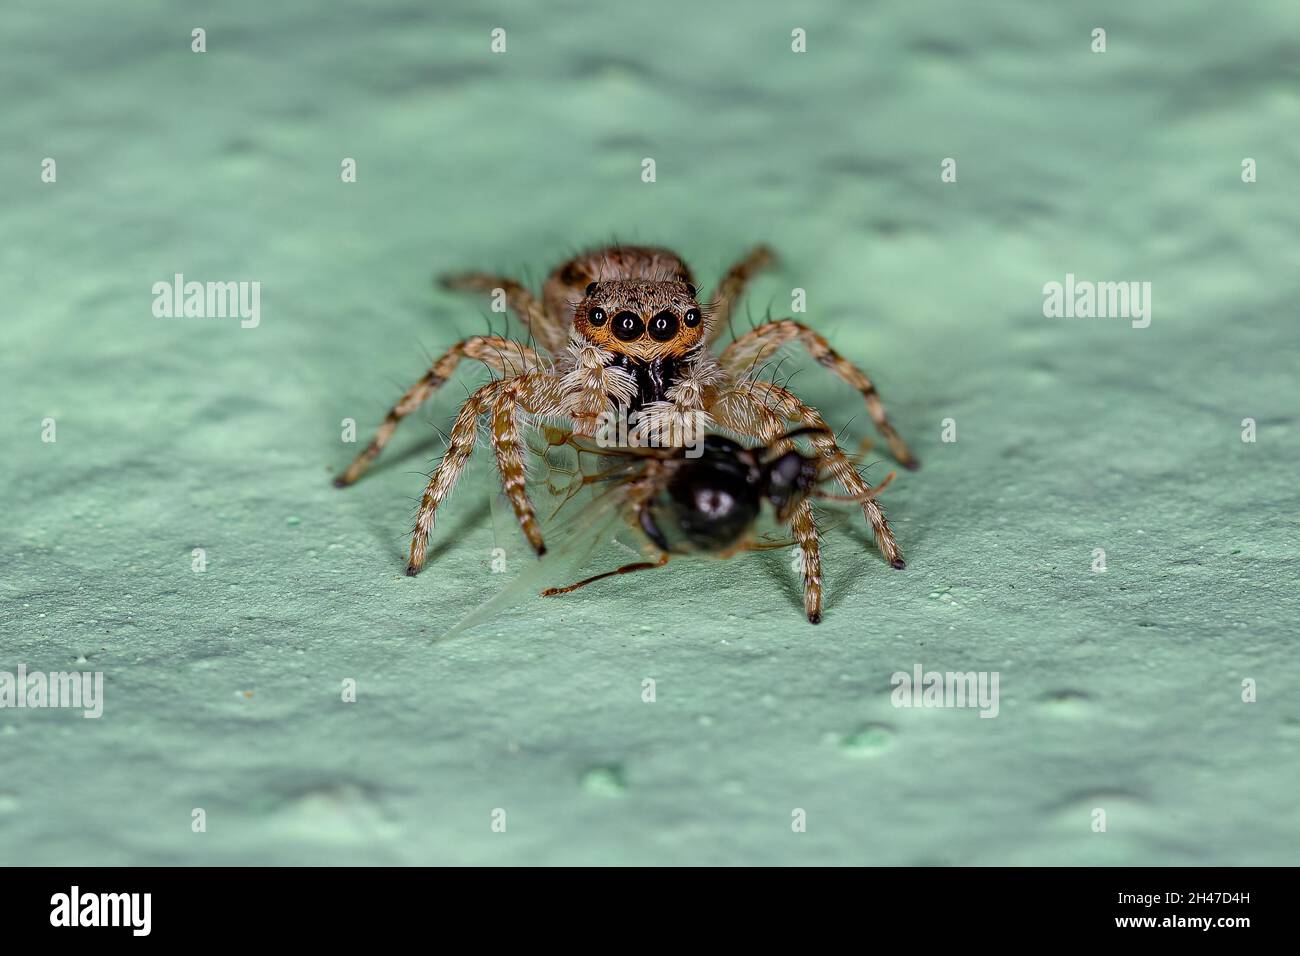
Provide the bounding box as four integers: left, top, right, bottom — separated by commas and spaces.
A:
665, 436, 761, 552
659, 434, 822, 553
762, 446, 821, 521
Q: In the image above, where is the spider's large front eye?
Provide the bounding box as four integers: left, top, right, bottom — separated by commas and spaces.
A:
612, 311, 644, 341
589, 307, 607, 326
683, 308, 702, 328
648, 311, 678, 342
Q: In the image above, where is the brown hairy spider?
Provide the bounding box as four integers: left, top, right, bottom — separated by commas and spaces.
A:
334, 245, 918, 586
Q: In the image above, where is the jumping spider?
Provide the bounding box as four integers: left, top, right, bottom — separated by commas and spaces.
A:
335, 245, 918, 613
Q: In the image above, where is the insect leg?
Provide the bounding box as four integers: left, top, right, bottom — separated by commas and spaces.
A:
541, 553, 671, 597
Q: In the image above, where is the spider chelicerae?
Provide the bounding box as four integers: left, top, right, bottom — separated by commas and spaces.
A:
334, 245, 918, 604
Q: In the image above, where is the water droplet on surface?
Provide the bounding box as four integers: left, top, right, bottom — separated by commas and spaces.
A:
840, 723, 895, 757
580, 765, 626, 796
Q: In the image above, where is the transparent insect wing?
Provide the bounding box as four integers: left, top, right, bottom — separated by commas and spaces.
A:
439, 441, 644, 638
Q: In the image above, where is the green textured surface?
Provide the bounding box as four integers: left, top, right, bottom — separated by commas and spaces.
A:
2, 1, 1297, 866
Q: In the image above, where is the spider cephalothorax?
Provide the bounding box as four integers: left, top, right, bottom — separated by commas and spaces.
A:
574, 279, 705, 409
335, 244, 918, 622
576, 280, 704, 355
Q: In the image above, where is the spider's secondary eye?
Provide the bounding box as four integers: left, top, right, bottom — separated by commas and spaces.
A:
585, 281, 599, 296
589, 307, 607, 326
612, 311, 644, 341
648, 310, 679, 342
683, 308, 702, 328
